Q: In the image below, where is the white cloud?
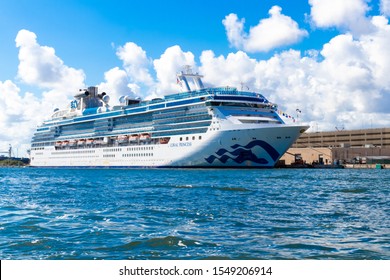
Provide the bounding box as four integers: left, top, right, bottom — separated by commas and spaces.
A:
114, 43, 196, 99
116, 42, 154, 87
309, 0, 373, 35
1, 29, 88, 156
222, 13, 245, 49
15, 29, 85, 91
0, 80, 45, 156
200, 50, 257, 88
222, 5, 308, 52
200, 14, 390, 132
381, 0, 390, 16
153, 45, 196, 96
97, 67, 137, 105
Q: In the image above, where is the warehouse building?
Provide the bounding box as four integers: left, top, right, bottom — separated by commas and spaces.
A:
280, 127, 390, 166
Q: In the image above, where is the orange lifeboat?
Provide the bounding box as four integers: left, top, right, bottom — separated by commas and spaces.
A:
61, 140, 69, 147
159, 137, 170, 144
129, 134, 139, 143
69, 140, 77, 147
139, 133, 151, 141
117, 135, 129, 144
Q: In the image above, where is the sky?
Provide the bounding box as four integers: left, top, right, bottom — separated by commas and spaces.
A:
1, 0, 390, 157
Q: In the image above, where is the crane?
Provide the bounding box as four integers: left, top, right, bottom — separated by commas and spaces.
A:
0, 144, 12, 158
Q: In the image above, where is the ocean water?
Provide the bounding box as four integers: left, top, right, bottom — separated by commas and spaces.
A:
0, 167, 389, 260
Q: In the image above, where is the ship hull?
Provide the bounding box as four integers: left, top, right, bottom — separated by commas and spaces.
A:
30, 125, 307, 168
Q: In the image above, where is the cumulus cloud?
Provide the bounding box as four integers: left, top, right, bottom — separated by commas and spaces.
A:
0, 80, 46, 155
15, 29, 85, 91
309, 0, 373, 35
116, 42, 154, 87
222, 13, 245, 50
0, 29, 88, 155
200, 50, 257, 87
153, 45, 196, 96
97, 67, 137, 104
112, 43, 197, 99
222, 5, 308, 52
202, 14, 390, 132
381, 0, 390, 16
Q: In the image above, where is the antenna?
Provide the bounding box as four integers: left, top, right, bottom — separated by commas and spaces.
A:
184, 65, 192, 74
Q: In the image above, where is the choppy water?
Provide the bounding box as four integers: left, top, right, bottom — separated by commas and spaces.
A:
0, 167, 389, 260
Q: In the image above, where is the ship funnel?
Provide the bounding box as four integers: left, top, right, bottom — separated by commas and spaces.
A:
97, 92, 107, 99
74, 90, 90, 99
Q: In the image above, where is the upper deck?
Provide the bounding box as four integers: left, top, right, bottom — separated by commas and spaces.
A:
32, 71, 280, 147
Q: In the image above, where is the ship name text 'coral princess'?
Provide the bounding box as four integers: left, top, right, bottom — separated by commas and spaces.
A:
30, 71, 308, 168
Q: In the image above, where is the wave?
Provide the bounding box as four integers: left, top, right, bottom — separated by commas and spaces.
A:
104, 236, 218, 252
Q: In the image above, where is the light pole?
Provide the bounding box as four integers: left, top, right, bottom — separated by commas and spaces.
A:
296, 109, 301, 123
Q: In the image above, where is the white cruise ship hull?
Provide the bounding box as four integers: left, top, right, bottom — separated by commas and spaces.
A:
30, 125, 307, 168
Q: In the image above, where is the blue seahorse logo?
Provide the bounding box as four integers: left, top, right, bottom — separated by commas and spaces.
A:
205, 140, 280, 165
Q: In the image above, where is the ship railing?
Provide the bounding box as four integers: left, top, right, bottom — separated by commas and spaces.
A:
209, 88, 267, 99
163, 87, 265, 101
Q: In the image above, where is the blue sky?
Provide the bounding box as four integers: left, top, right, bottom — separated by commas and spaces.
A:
0, 0, 343, 84
1, 0, 390, 155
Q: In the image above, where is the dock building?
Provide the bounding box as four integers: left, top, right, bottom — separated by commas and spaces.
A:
280, 127, 390, 166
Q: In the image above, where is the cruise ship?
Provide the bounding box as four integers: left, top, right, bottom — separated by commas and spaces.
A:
30, 71, 308, 168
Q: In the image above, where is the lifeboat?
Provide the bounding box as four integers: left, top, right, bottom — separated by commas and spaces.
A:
94, 139, 104, 145
129, 134, 139, 143
86, 138, 95, 145
117, 135, 129, 144
69, 140, 77, 147
61, 140, 69, 147
139, 133, 151, 141
55, 141, 62, 147
159, 137, 170, 144
77, 139, 86, 146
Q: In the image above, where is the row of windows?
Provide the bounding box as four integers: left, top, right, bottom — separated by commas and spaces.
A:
103, 148, 122, 152
153, 128, 207, 137
32, 141, 56, 147
123, 153, 153, 157
103, 154, 115, 158
52, 150, 96, 155
48, 155, 98, 159
154, 120, 211, 132
153, 111, 209, 124
180, 136, 202, 141
126, 146, 154, 151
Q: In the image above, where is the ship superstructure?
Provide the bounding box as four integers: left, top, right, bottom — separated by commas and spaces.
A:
30, 71, 308, 167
